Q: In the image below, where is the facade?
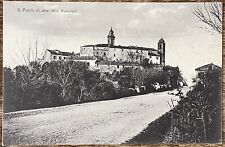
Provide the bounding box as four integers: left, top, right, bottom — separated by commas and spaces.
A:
42, 49, 97, 69
95, 61, 144, 74
195, 63, 221, 77
80, 28, 165, 65
42, 49, 74, 62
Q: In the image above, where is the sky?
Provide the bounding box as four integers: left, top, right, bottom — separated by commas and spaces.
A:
3, 1, 222, 84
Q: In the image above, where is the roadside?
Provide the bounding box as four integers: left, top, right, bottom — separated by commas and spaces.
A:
125, 87, 190, 144
3, 88, 183, 145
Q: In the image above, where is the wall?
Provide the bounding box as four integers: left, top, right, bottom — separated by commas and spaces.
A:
42, 50, 70, 62
74, 59, 96, 68
149, 55, 160, 64
107, 47, 151, 63
93, 47, 109, 60
80, 46, 94, 56
42, 50, 52, 62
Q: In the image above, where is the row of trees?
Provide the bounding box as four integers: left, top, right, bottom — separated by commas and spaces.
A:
164, 69, 221, 143
4, 61, 183, 112
114, 66, 182, 93
4, 61, 117, 112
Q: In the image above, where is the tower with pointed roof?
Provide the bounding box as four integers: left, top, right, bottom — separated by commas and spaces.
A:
158, 38, 165, 66
107, 27, 115, 46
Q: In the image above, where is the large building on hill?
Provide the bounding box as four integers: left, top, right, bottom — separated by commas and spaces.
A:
80, 27, 166, 66
42, 27, 166, 73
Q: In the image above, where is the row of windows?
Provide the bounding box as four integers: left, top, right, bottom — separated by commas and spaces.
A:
94, 51, 159, 60
96, 51, 151, 57
95, 53, 159, 60
97, 64, 125, 68
96, 52, 107, 56
53, 55, 67, 60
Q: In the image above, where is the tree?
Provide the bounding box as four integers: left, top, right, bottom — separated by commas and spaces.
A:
164, 69, 222, 143
3, 67, 16, 112
141, 58, 152, 68
45, 61, 89, 103
193, 2, 222, 34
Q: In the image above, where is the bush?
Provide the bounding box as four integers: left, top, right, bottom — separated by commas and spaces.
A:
164, 69, 221, 143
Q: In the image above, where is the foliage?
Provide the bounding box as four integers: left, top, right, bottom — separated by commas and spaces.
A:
3, 61, 117, 112
4, 61, 183, 113
164, 69, 221, 143
118, 66, 181, 92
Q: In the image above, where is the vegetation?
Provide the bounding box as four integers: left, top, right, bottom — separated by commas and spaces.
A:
4, 61, 115, 112
164, 69, 221, 143
127, 68, 221, 144
4, 61, 182, 113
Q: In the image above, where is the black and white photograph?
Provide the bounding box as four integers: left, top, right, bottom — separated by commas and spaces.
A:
3, 1, 222, 145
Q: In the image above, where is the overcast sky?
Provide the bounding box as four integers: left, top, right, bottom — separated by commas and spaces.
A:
3, 1, 222, 83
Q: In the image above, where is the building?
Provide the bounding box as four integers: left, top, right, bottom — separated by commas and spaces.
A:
42, 49, 97, 69
42, 49, 74, 62
195, 63, 221, 77
95, 60, 145, 74
42, 28, 166, 73
80, 27, 165, 65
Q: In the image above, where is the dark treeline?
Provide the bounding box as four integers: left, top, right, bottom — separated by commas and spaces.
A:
164, 69, 222, 143
4, 61, 182, 113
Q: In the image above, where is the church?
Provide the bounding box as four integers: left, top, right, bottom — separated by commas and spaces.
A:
42, 27, 166, 73
80, 27, 165, 66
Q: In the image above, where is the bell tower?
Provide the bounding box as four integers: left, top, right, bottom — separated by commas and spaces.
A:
158, 38, 165, 66
107, 27, 115, 46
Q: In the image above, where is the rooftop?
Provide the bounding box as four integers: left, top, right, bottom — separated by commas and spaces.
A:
195, 63, 221, 71
47, 49, 74, 56
82, 44, 158, 52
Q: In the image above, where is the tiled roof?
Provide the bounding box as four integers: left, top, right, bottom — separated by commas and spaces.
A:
81, 44, 158, 51
47, 49, 74, 56
195, 63, 221, 71
114, 45, 157, 51
81, 45, 95, 47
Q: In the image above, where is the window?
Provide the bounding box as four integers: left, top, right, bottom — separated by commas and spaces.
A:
123, 65, 125, 68
141, 50, 142, 53
53, 56, 57, 59
136, 50, 139, 53
59, 56, 62, 60
117, 65, 119, 68
198, 72, 204, 77
64, 57, 66, 60
97, 52, 99, 54
122, 49, 124, 52
104, 52, 106, 56
156, 57, 159, 60
114, 54, 115, 57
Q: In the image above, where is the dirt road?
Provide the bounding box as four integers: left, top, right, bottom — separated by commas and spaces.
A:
3, 88, 188, 145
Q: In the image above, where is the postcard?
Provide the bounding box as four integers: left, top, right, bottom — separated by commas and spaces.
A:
3, 1, 222, 145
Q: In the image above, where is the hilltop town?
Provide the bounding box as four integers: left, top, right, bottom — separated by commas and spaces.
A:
41, 27, 166, 74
